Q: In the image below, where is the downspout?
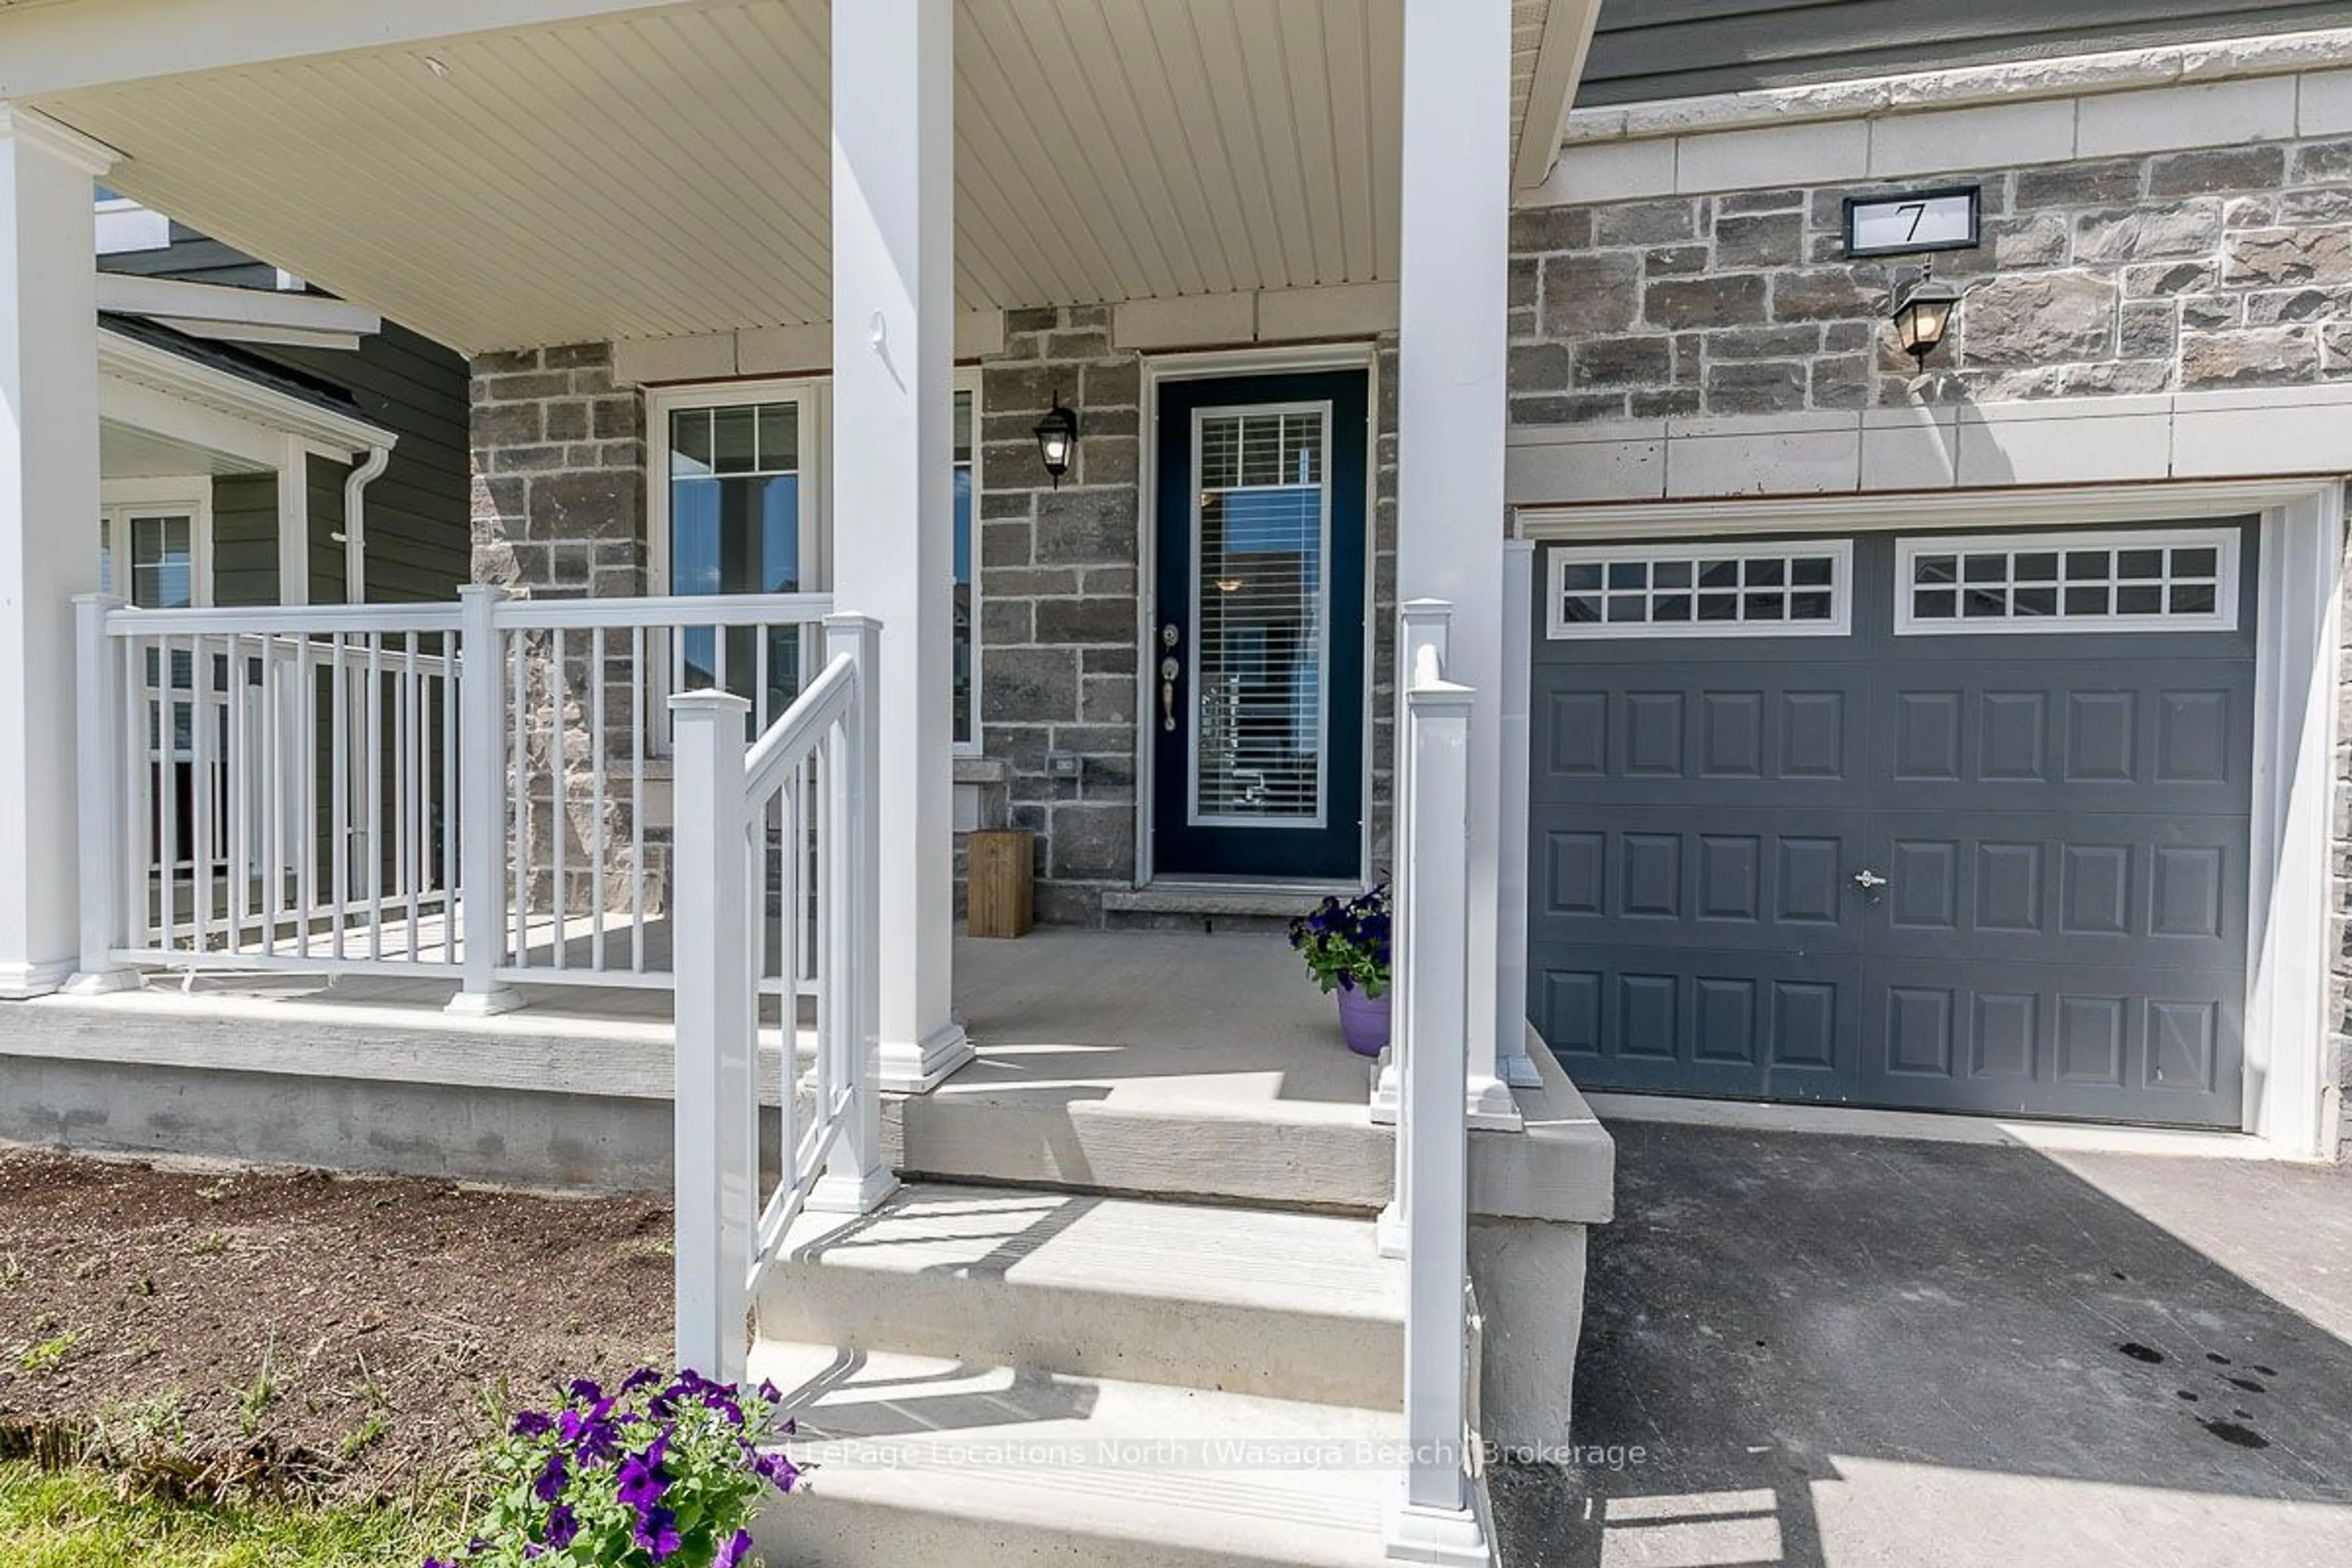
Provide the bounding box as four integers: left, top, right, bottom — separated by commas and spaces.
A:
341, 443, 392, 603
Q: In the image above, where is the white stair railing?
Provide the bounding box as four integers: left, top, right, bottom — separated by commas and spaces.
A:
1387, 598, 1487, 1566
669, 613, 895, 1384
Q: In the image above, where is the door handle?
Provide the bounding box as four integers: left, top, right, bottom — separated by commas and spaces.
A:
1852, 869, 1887, 892
1159, 655, 1180, 731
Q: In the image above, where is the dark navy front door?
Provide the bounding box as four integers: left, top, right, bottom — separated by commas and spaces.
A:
1151, 371, 1367, 881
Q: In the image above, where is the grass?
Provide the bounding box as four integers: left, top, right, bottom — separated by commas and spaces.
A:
17, 1329, 83, 1375
0, 1461, 450, 1568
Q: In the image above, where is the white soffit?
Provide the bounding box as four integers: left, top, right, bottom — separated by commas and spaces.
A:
24, 0, 1582, 355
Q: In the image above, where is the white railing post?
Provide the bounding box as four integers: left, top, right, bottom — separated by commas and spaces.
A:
1495, 541, 1542, 1090
809, 614, 899, 1215
671, 687, 756, 1384
1374, 599, 1455, 1257
447, 585, 522, 1016
63, 594, 136, 995
1390, 644, 1482, 1564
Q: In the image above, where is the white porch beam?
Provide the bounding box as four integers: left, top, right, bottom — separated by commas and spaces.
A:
95, 273, 380, 341
1395, 0, 1516, 1126
1513, 0, 1604, 190
0, 105, 111, 998
0, 0, 706, 99
831, 0, 969, 1092
275, 434, 309, 606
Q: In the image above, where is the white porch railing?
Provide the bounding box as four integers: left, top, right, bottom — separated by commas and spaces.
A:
1388, 598, 1485, 1562
669, 614, 894, 1384
71, 586, 832, 1007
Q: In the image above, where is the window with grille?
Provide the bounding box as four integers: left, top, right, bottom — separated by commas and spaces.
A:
1189, 405, 1330, 827
1895, 529, 2238, 634
1545, 540, 1852, 639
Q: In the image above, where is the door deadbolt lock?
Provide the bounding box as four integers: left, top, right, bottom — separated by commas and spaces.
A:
1161, 622, 1180, 649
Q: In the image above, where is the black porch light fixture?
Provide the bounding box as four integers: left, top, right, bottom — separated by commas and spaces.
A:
1033, 392, 1079, 488
1889, 262, 1961, 366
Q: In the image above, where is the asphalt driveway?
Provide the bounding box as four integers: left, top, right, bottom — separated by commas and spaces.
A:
1493, 1120, 2352, 1568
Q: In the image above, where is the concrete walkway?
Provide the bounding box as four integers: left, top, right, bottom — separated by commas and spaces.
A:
1493, 1119, 2352, 1568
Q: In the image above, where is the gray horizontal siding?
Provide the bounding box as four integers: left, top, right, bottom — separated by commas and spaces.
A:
210, 473, 278, 608
1581, 0, 2344, 105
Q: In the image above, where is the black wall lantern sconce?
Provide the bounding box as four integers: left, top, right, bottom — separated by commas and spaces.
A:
1889, 262, 1961, 366
1033, 392, 1079, 488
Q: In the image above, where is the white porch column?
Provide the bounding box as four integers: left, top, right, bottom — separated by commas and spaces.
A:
830, 0, 970, 1091
0, 106, 110, 1000
1395, 0, 1518, 1127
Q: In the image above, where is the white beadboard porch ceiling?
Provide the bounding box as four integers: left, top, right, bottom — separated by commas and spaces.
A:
32, 0, 1570, 355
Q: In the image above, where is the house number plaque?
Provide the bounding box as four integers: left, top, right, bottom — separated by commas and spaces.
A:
1842, 186, 1980, 257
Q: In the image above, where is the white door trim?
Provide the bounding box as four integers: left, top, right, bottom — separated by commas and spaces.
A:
1136, 342, 1381, 889
1514, 478, 2348, 1159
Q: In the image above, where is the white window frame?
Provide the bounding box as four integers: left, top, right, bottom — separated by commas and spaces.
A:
643, 369, 985, 753
99, 478, 214, 608
1544, 538, 1853, 639
1894, 526, 2241, 636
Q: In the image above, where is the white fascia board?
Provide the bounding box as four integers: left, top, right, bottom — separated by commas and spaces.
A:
0, 0, 710, 97
98, 326, 396, 458
96, 273, 380, 339
1513, 0, 1602, 190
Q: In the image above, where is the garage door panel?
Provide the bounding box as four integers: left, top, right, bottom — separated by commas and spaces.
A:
1528, 942, 1864, 1098
1855, 957, 2243, 1126
1531, 666, 1872, 810
1528, 805, 1866, 951
1871, 665, 2253, 817
1864, 812, 2247, 971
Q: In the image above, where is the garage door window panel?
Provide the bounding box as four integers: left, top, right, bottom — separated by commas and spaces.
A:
1898, 529, 2238, 633
1550, 541, 1852, 638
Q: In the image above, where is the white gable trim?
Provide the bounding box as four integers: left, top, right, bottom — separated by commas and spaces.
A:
99, 326, 396, 461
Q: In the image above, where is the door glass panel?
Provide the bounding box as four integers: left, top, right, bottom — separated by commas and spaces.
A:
1191, 408, 1328, 825
669, 401, 802, 710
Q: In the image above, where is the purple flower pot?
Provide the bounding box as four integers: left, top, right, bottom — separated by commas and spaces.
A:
1336, 986, 1392, 1058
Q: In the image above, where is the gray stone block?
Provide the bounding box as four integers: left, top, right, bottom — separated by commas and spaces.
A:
1033, 486, 1139, 565
1704, 359, 1807, 415
1644, 273, 1768, 330
2226, 227, 2352, 287
2073, 202, 2223, 264
1509, 206, 1593, 255
2147, 146, 2288, 198
2180, 325, 2320, 388
982, 647, 1080, 725
1539, 252, 1640, 336
1572, 335, 1673, 387
1959, 272, 2117, 367
1594, 198, 1698, 247
1713, 212, 1803, 269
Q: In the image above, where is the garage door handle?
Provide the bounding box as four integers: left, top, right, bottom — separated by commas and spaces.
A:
1852, 869, 1888, 892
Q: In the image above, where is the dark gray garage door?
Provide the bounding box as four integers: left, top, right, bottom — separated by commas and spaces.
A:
1526, 522, 2255, 1128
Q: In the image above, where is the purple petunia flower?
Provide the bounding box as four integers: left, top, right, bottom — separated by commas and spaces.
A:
566, 1377, 604, 1404
617, 1430, 671, 1510
510, 1411, 553, 1439
633, 1504, 683, 1560
752, 1449, 801, 1493
716, 1528, 758, 1568
620, 1366, 664, 1394
543, 1504, 579, 1549
533, 1452, 568, 1505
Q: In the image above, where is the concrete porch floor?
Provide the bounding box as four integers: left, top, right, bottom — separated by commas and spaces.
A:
1492, 1120, 2352, 1568
0, 929, 1387, 1192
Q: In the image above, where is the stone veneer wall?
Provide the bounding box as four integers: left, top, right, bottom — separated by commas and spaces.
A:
1506, 139, 2352, 423
469, 344, 662, 916
468, 328, 1400, 930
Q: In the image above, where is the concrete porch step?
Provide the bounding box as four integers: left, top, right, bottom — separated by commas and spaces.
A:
760, 1183, 1404, 1411
744, 1340, 1412, 1568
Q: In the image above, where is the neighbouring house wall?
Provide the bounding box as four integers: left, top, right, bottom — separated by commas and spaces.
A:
210, 473, 278, 607
270, 323, 473, 605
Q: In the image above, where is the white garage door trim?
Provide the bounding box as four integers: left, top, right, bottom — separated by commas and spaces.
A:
1512, 480, 2346, 1160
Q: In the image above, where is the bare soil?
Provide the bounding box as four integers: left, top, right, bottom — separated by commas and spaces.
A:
0, 1149, 669, 1505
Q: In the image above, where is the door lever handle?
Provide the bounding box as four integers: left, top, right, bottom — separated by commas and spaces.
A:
1852, 869, 1888, 891
1159, 655, 1180, 731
